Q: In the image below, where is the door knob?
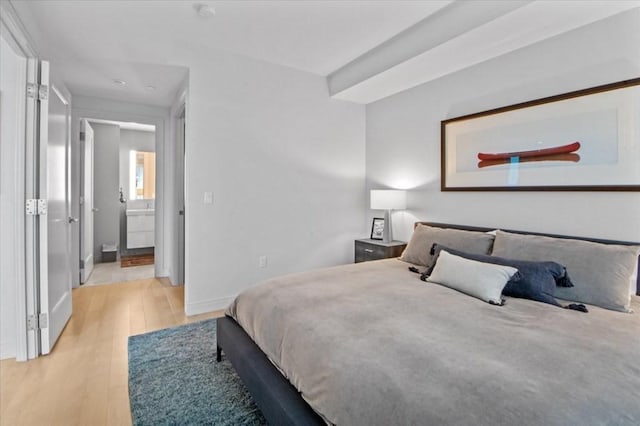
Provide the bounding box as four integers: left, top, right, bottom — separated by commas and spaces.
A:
92, 207, 99, 212
68, 217, 79, 223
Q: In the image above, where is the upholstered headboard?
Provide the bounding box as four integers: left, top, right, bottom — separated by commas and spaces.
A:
416, 222, 640, 296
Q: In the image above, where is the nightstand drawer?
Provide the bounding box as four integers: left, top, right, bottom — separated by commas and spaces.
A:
355, 243, 388, 262
354, 239, 407, 263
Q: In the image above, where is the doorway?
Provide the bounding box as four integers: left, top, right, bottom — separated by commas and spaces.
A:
1, 7, 77, 359
79, 119, 157, 286
1, 5, 186, 359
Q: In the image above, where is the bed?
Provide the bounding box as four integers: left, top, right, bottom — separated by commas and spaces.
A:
217, 222, 640, 425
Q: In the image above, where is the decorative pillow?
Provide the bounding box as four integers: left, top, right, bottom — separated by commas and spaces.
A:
426, 250, 519, 305
428, 244, 572, 307
492, 230, 640, 312
400, 224, 495, 267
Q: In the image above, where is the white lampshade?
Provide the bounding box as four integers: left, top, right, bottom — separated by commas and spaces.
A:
370, 190, 407, 210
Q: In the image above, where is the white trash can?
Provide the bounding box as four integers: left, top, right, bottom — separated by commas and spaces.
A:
102, 243, 118, 262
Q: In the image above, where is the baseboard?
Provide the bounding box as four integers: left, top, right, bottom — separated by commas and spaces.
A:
0, 339, 16, 360
185, 295, 235, 316
80, 253, 94, 284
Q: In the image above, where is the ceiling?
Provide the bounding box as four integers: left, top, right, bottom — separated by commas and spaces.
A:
11, 0, 450, 106
9, 0, 639, 107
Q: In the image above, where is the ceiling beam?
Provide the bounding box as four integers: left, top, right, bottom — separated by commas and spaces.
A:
329, 1, 639, 104
327, 0, 531, 100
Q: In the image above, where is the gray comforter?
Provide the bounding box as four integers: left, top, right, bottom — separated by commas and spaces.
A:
226, 258, 640, 426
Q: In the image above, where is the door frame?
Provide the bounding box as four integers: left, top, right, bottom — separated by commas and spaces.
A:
71, 102, 166, 280
176, 104, 186, 285
169, 85, 188, 288
1, 0, 38, 361
79, 119, 94, 284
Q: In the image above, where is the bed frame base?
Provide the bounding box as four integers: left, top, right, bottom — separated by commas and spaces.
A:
216, 316, 325, 425
217, 222, 640, 424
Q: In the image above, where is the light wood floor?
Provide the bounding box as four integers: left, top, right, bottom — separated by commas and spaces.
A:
0, 278, 222, 426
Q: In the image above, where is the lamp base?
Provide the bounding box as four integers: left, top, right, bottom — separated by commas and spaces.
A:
383, 209, 392, 243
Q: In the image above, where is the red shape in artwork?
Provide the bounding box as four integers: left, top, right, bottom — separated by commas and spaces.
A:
477, 141, 581, 161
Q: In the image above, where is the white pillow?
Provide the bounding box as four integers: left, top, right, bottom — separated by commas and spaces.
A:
426, 250, 519, 305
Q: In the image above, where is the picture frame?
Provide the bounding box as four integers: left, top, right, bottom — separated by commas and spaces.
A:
441, 78, 640, 191
370, 217, 385, 240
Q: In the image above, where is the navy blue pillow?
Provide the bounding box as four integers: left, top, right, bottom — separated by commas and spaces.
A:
427, 244, 573, 307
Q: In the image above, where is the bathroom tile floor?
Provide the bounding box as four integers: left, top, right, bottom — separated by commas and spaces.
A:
84, 262, 155, 286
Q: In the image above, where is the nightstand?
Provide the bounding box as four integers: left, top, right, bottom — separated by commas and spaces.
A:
354, 239, 407, 263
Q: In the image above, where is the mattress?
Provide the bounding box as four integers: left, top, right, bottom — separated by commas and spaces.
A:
226, 258, 640, 425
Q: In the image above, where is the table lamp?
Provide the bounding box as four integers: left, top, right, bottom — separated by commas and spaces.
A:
370, 189, 407, 243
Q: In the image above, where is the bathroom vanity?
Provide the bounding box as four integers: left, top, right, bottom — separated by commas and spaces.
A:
126, 200, 155, 249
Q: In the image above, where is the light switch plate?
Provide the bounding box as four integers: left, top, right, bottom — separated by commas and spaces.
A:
203, 192, 213, 204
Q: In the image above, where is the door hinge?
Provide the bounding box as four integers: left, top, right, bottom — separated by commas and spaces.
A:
26, 199, 47, 215
27, 315, 37, 331
27, 314, 49, 331
39, 313, 49, 329
26, 83, 49, 100
79, 131, 85, 141
39, 84, 49, 101
27, 83, 37, 99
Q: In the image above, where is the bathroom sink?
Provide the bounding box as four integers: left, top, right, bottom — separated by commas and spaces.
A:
126, 208, 155, 216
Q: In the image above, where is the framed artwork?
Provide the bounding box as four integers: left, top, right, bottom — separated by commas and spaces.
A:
441, 78, 640, 191
370, 218, 384, 240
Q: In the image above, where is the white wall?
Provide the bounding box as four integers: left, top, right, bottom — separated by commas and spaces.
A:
0, 33, 26, 360
90, 122, 120, 261
366, 9, 640, 244
184, 51, 366, 314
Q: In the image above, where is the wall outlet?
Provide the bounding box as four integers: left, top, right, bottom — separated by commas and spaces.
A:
259, 256, 267, 268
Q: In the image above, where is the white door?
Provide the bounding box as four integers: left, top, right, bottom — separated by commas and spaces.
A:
80, 119, 95, 283
37, 61, 73, 354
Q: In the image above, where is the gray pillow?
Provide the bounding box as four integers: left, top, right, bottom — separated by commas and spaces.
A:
426, 250, 519, 305
400, 224, 495, 267
492, 230, 640, 312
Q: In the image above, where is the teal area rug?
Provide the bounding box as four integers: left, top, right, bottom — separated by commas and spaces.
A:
128, 319, 267, 426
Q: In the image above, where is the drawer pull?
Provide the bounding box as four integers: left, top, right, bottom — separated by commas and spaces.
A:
364, 249, 374, 253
